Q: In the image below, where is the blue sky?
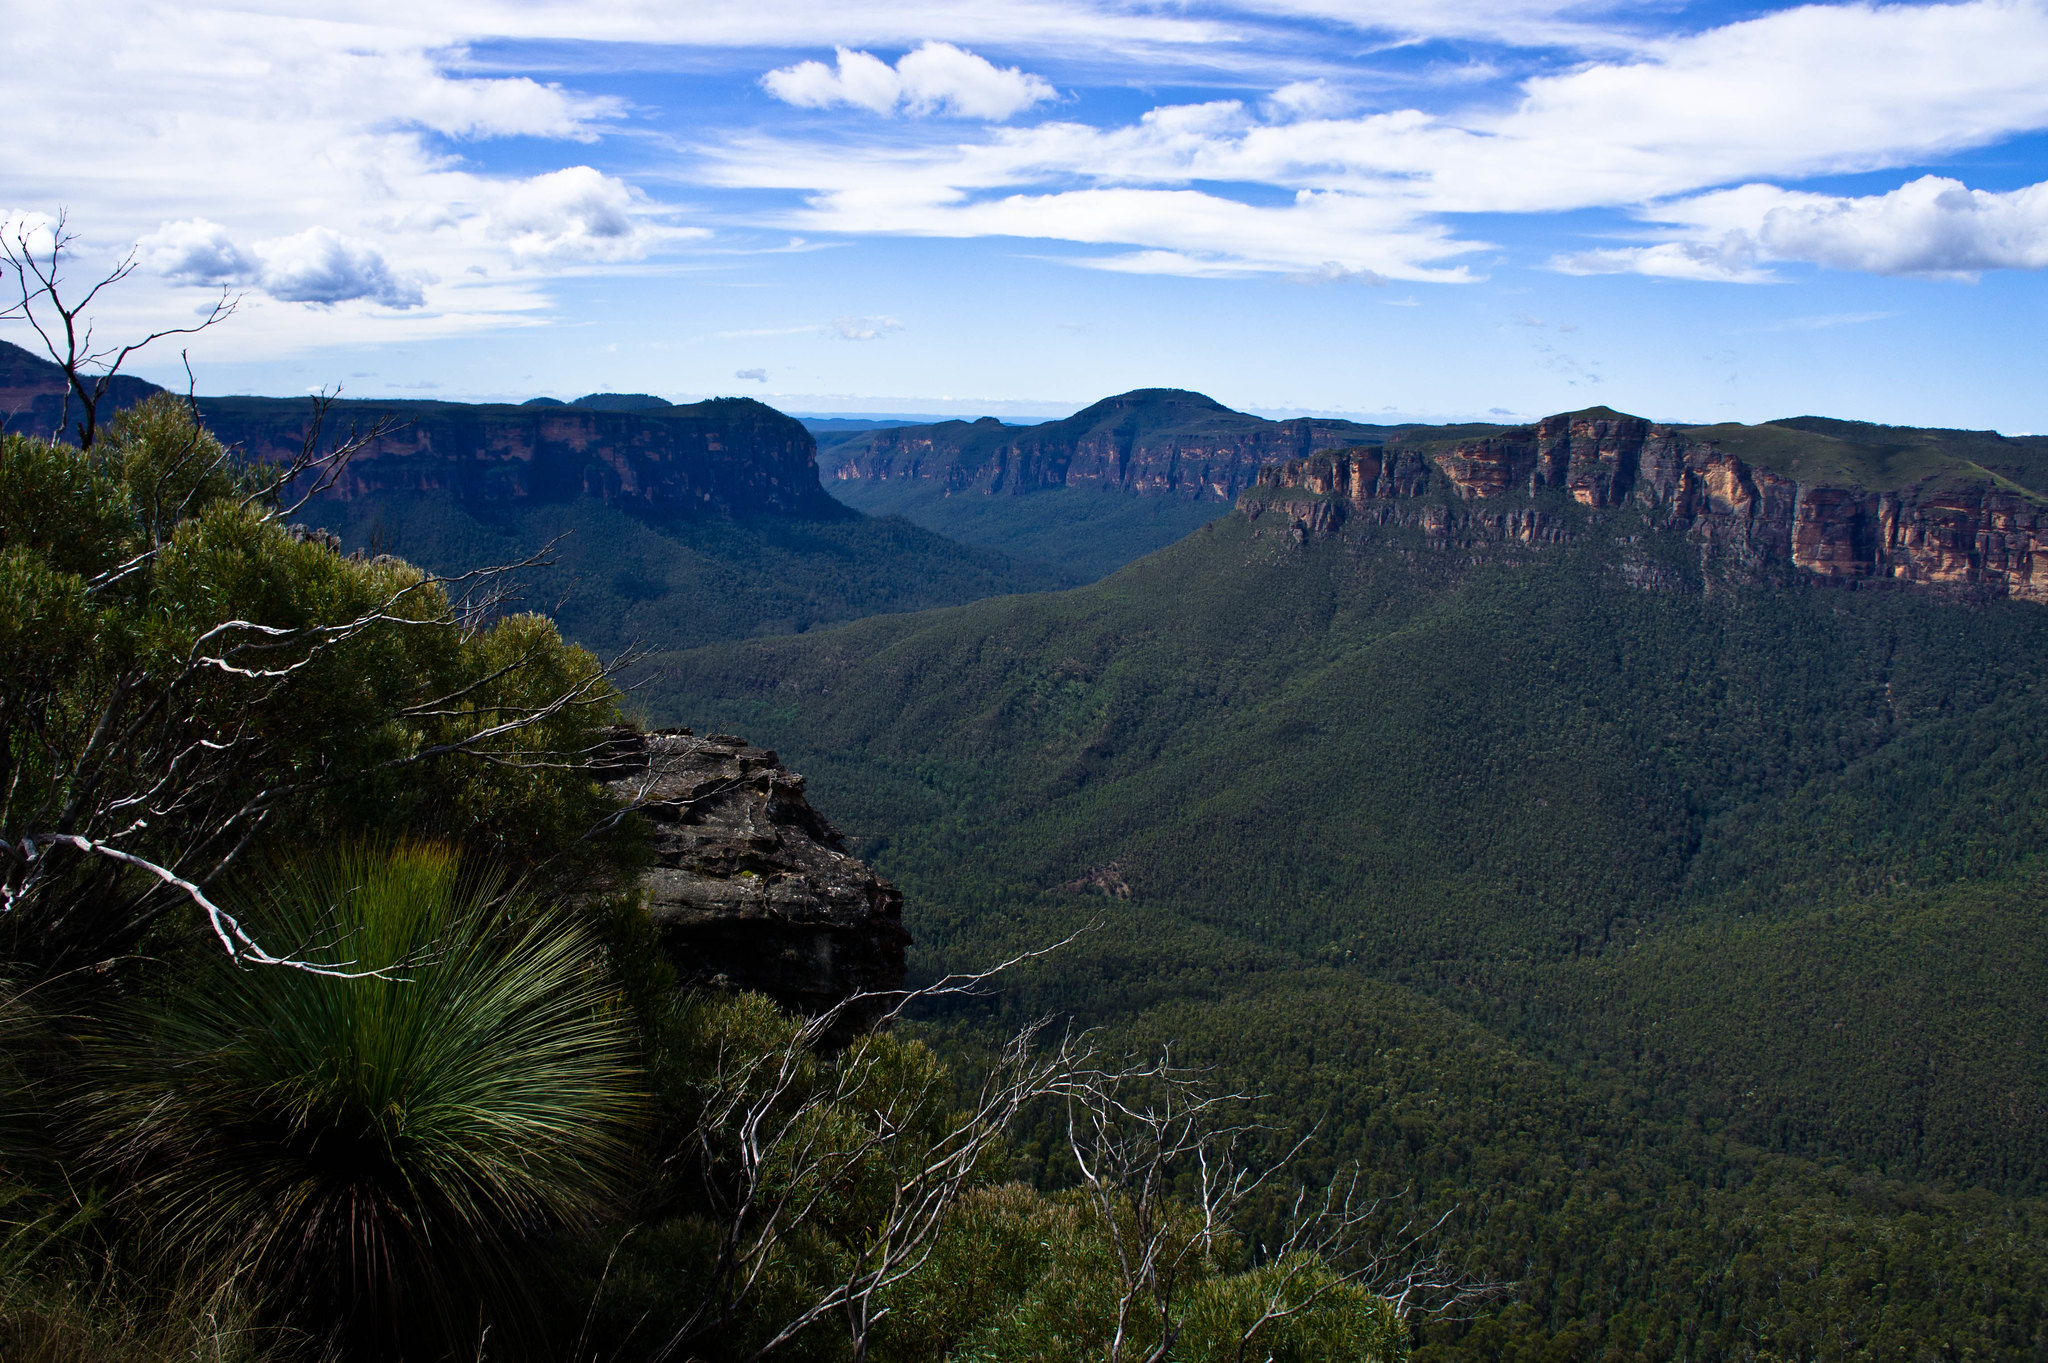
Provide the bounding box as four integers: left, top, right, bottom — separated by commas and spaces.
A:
7, 1, 2048, 429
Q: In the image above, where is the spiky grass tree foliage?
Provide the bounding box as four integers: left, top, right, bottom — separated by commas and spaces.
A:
89, 843, 642, 1358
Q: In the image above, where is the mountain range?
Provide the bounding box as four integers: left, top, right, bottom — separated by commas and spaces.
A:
0, 342, 1070, 653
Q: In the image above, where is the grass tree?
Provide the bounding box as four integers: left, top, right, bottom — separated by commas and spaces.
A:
85, 842, 643, 1357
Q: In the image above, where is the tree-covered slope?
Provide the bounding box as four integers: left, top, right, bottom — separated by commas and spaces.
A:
828, 477, 1231, 580
298, 491, 1074, 656
635, 503, 2048, 1357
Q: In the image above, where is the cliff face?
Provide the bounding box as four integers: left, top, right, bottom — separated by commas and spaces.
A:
1247, 407, 2048, 601
599, 728, 909, 1035
0, 341, 840, 521
198, 394, 838, 519
830, 389, 1401, 502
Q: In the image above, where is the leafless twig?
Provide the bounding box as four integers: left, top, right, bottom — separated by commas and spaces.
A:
0, 211, 236, 450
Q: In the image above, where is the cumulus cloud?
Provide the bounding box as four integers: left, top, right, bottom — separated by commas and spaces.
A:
764, 42, 1055, 119
255, 228, 428, 308
486, 167, 679, 264
735, 367, 768, 381
139, 219, 255, 285
1560, 176, 2048, 280
833, 314, 904, 340
1743, 176, 2048, 277
141, 219, 430, 307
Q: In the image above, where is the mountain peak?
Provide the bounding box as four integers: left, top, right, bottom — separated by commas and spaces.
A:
1070, 388, 1236, 422
571, 392, 673, 412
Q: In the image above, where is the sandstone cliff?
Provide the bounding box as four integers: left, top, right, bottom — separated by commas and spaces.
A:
1244, 406, 2048, 601
199, 393, 837, 519
830, 389, 1401, 502
598, 727, 909, 1036
0, 341, 840, 521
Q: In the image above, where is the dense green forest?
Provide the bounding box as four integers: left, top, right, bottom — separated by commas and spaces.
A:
827, 478, 1230, 581
639, 496, 2048, 1358
299, 490, 1075, 655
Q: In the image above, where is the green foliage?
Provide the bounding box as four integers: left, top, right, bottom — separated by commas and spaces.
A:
84, 842, 641, 1357
828, 480, 1229, 582
0, 400, 632, 975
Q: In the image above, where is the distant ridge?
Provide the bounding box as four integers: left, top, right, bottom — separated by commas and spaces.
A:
1249, 404, 2048, 600
827, 387, 1407, 501
0, 341, 838, 521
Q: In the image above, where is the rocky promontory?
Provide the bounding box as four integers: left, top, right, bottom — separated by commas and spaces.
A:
598, 727, 909, 1035
1245, 406, 2048, 600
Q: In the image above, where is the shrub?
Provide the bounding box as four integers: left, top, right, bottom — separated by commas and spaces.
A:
85, 843, 642, 1358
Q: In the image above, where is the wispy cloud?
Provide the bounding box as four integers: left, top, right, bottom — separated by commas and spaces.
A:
834, 314, 904, 340
1750, 310, 1900, 332
704, 1, 2048, 283
12, 0, 2048, 374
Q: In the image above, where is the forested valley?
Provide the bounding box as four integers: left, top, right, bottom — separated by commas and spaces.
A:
642, 494, 2048, 1360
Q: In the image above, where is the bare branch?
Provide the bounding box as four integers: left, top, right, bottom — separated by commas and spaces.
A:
15, 834, 382, 976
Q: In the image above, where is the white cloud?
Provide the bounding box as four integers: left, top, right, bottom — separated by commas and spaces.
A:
1746, 176, 2048, 277
1562, 176, 2048, 280
712, 0, 2048, 282
764, 43, 1055, 119
1553, 233, 1772, 282
11, 0, 2048, 372
0, 5, 694, 357
735, 367, 769, 381
485, 167, 682, 264
140, 219, 430, 307
833, 314, 904, 339
255, 228, 428, 308
1264, 80, 1350, 120
139, 219, 255, 286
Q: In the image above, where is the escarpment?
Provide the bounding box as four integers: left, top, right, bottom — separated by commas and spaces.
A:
201, 394, 837, 519
599, 727, 909, 1036
1245, 406, 2048, 601
830, 388, 1398, 501
0, 341, 840, 521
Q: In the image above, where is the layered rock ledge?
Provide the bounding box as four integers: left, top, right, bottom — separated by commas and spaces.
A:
598, 728, 909, 1033
1246, 408, 2048, 601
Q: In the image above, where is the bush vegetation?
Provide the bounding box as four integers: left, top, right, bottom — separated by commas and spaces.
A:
0, 384, 1423, 1358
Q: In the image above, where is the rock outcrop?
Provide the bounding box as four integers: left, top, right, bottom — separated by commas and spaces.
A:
829, 389, 1401, 502
598, 728, 909, 1034
0, 341, 841, 521
1246, 407, 2048, 601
